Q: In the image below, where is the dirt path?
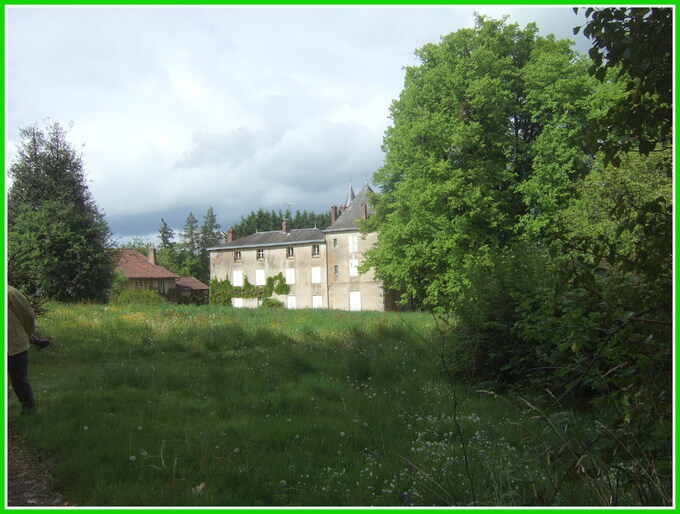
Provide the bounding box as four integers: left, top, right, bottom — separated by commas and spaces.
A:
7, 426, 69, 507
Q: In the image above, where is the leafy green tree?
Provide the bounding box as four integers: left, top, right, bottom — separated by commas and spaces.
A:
516, 151, 673, 500
574, 8, 672, 165
8, 122, 114, 302
117, 237, 151, 254
157, 246, 203, 279
364, 16, 602, 313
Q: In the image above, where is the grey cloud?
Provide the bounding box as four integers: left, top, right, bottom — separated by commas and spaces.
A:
8, 6, 590, 242
176, 128, 276, 169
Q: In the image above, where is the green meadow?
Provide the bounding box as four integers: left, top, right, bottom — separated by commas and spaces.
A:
8, 303, 662, 506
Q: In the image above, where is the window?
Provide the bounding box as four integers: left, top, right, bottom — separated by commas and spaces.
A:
333, 238, 338, 248
285, 268, 296, 285
333, 265, 338, 275
312, 295, 323, 309
286, 246, 294, 258
311, 266, 322, 284
233, 270, 243, 287
158, 281, 165, 294
257, 248, 264, 260
349, 291, 361, 311
287, 295, 297, 309
349, 259, 359, 277
255, 269, 266, 286
349, 235, 359, 253
233, 250, 241, 262
312, 244, 320, 257
135, 280, 143, 289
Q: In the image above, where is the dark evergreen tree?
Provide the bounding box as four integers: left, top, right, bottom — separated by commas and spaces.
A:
180, 212, 199, 256
8, 121, 114, 302
200, 207, 222, 250
198, 207, 222, 283
158, 218, 175, 249
232, 208, 331, 238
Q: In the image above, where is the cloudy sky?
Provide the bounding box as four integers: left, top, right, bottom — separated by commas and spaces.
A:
6, 5, 591, 244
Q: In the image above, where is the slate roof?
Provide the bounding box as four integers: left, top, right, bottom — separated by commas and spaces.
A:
208, 227, 326, 251
345, 182, 356, 206
175, 276, 210, 291
114, 249, 179, 279
324, 184, 374, 232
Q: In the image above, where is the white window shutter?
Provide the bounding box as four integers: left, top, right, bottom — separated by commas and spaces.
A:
255, 269, 266, 286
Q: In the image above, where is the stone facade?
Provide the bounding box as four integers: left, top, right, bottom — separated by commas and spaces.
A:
209, 183, 392, 311
210, 230, 328, 309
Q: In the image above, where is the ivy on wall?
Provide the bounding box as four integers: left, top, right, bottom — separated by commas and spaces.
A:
210, 273, 290, 306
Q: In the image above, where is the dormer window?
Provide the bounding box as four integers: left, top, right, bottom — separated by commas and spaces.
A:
286, 246, 294, 259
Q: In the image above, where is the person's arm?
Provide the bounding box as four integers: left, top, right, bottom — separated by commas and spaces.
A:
8, 289, 36, 337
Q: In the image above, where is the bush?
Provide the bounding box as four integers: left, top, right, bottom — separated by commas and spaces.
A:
116, 288, 167, 305
211, 274, 290, 307
107, 271, 129, 302
446, 242, 552, 388
259, 298, 284, 309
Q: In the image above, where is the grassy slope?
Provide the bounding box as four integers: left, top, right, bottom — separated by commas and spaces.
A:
7, 303, 630, 506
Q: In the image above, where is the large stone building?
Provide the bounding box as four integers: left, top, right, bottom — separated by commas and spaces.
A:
208, 183, 393, 311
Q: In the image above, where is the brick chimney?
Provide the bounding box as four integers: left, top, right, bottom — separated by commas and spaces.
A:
360, 203, 368, 220
227, 227, 234, 243
282, 219, 290, 233
148, 247, 157, 265
330, 205, 338, 224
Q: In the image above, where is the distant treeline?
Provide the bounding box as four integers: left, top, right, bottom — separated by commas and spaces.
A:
120, 207, 331, 284
231, 208, 331, 239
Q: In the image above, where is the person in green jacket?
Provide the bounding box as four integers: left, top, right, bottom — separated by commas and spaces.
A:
7, 286, 37, 414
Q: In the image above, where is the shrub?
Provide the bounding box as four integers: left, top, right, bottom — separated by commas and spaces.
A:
259, 298, 284, 308
116, 288, 167, 305
445, 242, 552, 388
211, 273, 290, 307
107, 271, 129, 302
210, 278, 236, 306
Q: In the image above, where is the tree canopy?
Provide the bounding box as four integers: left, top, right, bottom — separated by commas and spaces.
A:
574, 7, 672, 165
364, 15, 605, 311
362, 12, 672, 501
231, 208, 331, 239
8, 121, 114, 302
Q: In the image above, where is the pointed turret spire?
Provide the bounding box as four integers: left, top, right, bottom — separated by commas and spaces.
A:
344, 175, 355, 207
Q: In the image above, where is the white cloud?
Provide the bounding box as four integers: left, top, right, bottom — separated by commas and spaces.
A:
6, 5, 592, 238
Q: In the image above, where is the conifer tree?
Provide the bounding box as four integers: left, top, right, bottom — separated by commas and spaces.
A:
8, 121, 114, 302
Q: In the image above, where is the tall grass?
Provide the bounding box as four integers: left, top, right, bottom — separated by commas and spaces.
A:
8, 303, 664, 506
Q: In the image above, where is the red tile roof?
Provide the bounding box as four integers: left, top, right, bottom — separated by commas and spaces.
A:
114, 249, 179, 279
175, 276, 209, 291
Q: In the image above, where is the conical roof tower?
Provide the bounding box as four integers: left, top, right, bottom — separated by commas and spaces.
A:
344, 176, 356, 207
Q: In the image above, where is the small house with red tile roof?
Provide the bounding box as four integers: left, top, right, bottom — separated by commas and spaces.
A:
173, 276, 210, 304
114, 248, 179, 295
